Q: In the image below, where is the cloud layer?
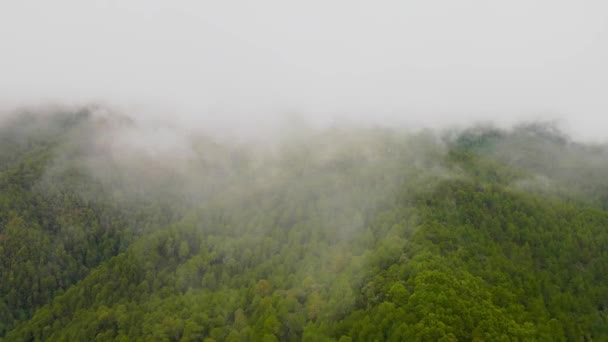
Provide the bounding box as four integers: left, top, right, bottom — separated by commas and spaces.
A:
1, 1, 607, 139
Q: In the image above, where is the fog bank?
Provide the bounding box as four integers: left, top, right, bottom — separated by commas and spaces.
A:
1, 1, 607, 140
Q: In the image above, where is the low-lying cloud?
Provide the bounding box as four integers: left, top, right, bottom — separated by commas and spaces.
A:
0, 1, 607, 140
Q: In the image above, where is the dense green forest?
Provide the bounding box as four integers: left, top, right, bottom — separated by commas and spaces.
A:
1, 108, 608, 341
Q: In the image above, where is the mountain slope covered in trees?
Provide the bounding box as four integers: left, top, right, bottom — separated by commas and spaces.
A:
1, 108, 608, 341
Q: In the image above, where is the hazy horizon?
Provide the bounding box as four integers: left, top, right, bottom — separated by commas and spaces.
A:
1, 1, 607, 140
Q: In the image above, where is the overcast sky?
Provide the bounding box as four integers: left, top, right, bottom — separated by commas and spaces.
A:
1, 1, 607, 139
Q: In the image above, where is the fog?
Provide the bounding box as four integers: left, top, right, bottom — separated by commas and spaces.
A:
1, 1, 607, 140
3, 4, 608, 338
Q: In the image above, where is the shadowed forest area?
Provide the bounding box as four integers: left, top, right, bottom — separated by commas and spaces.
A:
1, 108, 608, 341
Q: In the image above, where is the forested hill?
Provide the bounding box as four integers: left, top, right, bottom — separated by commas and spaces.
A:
1, 108, 608, 341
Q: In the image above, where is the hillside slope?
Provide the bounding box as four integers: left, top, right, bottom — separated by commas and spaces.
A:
1, 109, 608, 341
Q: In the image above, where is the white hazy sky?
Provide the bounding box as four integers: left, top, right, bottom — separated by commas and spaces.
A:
1, 1, 607, 138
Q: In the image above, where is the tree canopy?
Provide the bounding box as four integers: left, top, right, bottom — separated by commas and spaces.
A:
1, 109, 608, 341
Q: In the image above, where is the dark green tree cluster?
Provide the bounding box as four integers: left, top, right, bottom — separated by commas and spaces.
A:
2, 109, 608, 341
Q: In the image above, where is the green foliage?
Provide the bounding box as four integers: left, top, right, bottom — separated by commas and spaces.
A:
2, 111, 608, 340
